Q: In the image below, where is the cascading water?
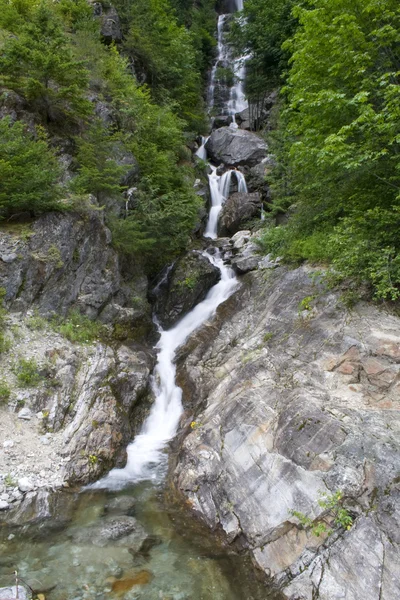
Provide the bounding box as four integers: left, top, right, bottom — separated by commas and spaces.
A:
207, 15, 226, 110
195, 135, 209, 160
94, 251, 238, 489
204, 167, 248, 239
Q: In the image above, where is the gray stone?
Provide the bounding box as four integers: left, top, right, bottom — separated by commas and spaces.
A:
0, 253, 17, 264
231, 255, 259, 274
230, 230, 251, 250
153, 251, 220, 329
218, 191, 261, 236
18, 477, 34, 492
0, 501, 9, 511
17, 408, 32, 420
205, 127, 267, 167
3, 441, 14, 449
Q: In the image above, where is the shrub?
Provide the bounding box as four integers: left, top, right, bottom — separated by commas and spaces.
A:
0, 380, 11, 402
14, 358, 43, 387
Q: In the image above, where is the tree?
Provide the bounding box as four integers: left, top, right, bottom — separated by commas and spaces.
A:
0, 3, 92, 123
0, 116, 61, 216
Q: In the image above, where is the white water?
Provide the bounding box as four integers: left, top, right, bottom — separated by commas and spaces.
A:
207, 15, 226, 110
228, 54, 249, 123
195, 136, 209, 160
94, 251, 238, 489
204, 167, 248, 239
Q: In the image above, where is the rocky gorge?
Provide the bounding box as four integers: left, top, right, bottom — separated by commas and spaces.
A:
0, 1, 399, 600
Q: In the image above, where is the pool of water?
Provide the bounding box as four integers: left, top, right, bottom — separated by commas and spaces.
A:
0, 482, 278, 600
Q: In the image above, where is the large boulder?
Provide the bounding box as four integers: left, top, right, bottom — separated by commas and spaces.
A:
218, 191, 262, 236
153, 251, 220, 329
173, 265, 400, 599
205, 127, 267, 167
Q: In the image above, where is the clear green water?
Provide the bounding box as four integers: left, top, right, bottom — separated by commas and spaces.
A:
0, 483, 276, 600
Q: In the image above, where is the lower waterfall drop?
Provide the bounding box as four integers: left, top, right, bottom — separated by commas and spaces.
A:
95, 251, 238, 489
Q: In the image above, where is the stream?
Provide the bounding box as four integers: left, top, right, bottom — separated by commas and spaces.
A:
0, 3, 271, 599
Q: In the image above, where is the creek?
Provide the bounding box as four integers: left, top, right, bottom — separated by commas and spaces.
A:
0, 3, 268, 599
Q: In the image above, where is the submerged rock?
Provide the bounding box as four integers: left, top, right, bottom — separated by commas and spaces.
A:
205, 127, 267, 167
0, 587, 31, 600
153, 251, 220, 329
173, 265, 400, 598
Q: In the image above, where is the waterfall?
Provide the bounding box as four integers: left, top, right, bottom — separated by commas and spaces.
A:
207, 15, 226, 110
195, 136, 209, 160
204, 168, 248, 239
93, 251, 238, 489
228, 54, 249, 123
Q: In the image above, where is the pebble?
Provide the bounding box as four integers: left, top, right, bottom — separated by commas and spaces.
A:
0, 500, 9, 510
7, 534, 15, 540
3, 440, 14, 449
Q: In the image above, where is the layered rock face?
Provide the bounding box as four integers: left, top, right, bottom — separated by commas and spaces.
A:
0, 211, 149, 328
205, 127, 268, 167
0, 211, 155, 504
173, 264, 400, 599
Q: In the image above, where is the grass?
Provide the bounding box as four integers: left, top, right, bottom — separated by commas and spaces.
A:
52, 309, 106, 344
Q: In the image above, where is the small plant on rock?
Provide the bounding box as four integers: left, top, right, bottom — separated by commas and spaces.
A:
0, 380, 11, 403
290, 490, 353, 538
14, 358, 43, 387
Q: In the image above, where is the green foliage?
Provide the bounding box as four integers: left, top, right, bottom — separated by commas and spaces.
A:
0, 3, 92, 123
52, 310, 107, 344
0, 117, 62, 217
26, 311, 47, 331
4, 474, 16, 487
14, 357, 43, 387
0, 380, 11, 403
71, 120, 129, 197
257, 0, 400, 300
290, 490, 353, 538
230, 0, 296, 115
114, 0, 206, 130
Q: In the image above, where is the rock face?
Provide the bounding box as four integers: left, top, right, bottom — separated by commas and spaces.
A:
173, 264, 400, 599
0, 211, 149, 328
218, 191, 262, 236
153, 251, 220, 329
205, 127, 268, 167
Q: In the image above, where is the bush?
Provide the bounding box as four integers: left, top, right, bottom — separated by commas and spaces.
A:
14, 358, 43, 387
0, 380, 11, 403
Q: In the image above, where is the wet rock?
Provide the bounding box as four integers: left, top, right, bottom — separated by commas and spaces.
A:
218, 192, 261, 236
105, 496, 136, 516
71, 515, 148, 550
173, 265, 400, 598
153, 251, 221, 329
205, 127, 267, 167
97, 5, 122, 44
